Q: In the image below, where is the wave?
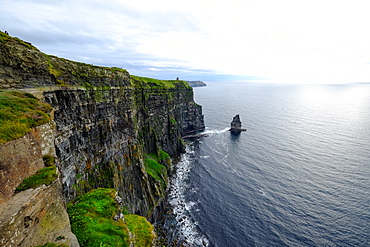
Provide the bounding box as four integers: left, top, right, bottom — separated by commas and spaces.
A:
168, 146, 210, 246
202, 127, 230, 135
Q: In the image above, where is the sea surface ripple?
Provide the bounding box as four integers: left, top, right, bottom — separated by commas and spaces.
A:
168, 82, 370, 246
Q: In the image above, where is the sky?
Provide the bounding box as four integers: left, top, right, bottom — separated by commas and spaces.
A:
1, 0, 370, 83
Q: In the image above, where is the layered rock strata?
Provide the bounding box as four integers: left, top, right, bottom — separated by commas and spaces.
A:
0, 31, 204, 246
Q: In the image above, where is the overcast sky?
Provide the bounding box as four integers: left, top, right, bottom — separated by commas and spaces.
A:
1, 0, 370, 83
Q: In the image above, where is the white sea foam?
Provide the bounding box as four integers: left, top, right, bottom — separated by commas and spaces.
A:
168, 146, 210, 246
202, 127, 229, 136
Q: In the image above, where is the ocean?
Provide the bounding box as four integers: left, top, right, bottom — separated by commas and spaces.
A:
166, 81, 370, 246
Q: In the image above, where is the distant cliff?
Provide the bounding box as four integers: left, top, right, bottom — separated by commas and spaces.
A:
0, 31, 204, 246
186, 81, 207, 87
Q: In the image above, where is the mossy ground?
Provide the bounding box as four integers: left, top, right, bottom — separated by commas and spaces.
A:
15, 166, 58, 192
67, 188, 128, 247
145, 158, 167, 184
67, 188, 155, 247
145, 150, 169, 186
0, 91, 52, 144
125, 214, 154, 246
32, 243, 68, 247
15, 155, 58, 192
146, 150, 170, 162
130, 75, 191, 89
44, 55, 63, 80
43, 53, 128, 87
0, 31, 38, 50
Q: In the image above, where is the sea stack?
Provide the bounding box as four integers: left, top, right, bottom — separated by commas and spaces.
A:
229, 114, 247, 133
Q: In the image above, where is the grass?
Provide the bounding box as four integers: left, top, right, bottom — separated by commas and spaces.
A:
125, 214, 154, 246
44, 55, 63, 79
15, 166, 58, 192
0, 91, 52, 144
170, 117, 177, 124
67, 188, 155, 247
108, 67, 128, 73
67, 188, 129, 247
32, 243, 68, 247
144, 158, 167, 185
158, 150, 170, 160
0, 31, 37, 50
146, 150, 170, 162
130, 75, 191, 89
145, 150, 169, 185
43, 54, 128, 86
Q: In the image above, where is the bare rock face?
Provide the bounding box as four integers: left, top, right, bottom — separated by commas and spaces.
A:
229, 114, 247, 133
0, 122, 55, 204
0, 120, 78, 247
0, 182, 79, 247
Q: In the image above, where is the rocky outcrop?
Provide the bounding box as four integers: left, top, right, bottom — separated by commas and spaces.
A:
0, 181, 79, 247
229, 114, 246, 133
0, 120, 79, 247
0, 31, 205, 245
0, 122, 55, 204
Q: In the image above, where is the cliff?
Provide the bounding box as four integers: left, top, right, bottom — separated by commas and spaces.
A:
186, 81, 207, 87
0, 31, 204, 246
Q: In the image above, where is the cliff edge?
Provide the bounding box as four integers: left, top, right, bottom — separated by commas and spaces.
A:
0, 31, 204, 246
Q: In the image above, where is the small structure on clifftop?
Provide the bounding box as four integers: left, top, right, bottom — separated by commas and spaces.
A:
229, 114, 246, 133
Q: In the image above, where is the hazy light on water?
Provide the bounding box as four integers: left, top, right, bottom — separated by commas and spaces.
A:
296, 84, 370, 127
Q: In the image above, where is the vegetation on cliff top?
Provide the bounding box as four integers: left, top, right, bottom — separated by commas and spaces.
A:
0, 31, 38, 50
44, 53, 129, 86
67, 188, 155, 247
0, 91, 52, 144
131, 75, 191, 89
1, 31, 194, 92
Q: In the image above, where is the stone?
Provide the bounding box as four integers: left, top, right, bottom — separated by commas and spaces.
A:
229, 114, 247, 133
0, 182, 79, 247
0, 124, 52, 204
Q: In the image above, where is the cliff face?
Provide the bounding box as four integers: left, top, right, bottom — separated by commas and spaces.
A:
0, 123, 53, 203
0, 180, 79, 247
43, 84, 204, 215
0, 31, 204, 246
0, 120, 79, 247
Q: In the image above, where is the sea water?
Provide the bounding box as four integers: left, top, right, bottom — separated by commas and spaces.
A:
168, 82, 370, 246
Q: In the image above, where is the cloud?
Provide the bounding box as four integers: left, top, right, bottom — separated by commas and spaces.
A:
1, 0, 370, 83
